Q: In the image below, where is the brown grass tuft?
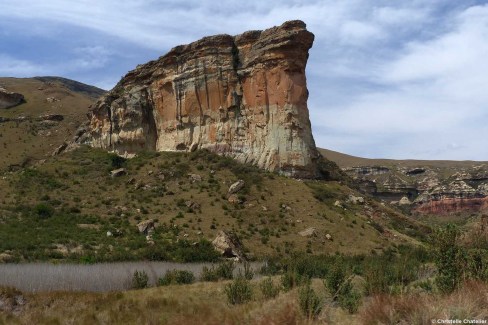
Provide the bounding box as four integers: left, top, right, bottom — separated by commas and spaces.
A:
359, 281, 488, 325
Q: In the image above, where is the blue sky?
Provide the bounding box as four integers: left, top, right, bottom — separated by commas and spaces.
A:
1, 0, 488, 160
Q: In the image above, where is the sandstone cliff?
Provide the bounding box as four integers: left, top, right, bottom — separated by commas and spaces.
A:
343, 163, 488, 215
0, 86, 24, 109
76, 20, 324, 178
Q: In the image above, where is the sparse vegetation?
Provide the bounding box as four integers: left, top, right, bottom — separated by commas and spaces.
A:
259, 277, 280, 299
225, 275, 253, 305
158, 269, 195, 286
131, 270, 149, 289
298, 280, 322, 319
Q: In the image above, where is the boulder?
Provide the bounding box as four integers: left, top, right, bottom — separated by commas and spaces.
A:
0, 87, 24, 109
298, 227, 317, 237
39, 114, 64, 121
188, 174, 202, 183
228, 180, 245, 195
228, 194, 241, 204
347, 195, 365, 204
185, 200, 201, 210
398, 196, 411, 205
212, 231, 246, 261
110, 168, 126, 177
325, 233, 332, 241
137, 220, 155, 235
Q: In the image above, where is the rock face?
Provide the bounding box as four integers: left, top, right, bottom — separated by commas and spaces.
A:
0, 87, 24, 109
342, 163, 488, 215
76, 20, 323, 178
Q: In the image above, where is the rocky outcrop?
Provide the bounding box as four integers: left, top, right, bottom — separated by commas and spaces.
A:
342, 162, 488, 215
76, 20, 324, 178
212, 231, 246, 261
0, 87, 24, 109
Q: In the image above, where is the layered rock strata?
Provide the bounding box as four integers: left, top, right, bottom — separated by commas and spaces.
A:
342, 163, 488, 215
76, 20, 323, 178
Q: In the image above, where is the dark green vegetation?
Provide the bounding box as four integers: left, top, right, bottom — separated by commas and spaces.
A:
158, 269, 195, 286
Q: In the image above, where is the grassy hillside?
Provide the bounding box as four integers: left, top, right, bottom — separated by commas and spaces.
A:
0, 146, 427, 263
0, 77, 105, 170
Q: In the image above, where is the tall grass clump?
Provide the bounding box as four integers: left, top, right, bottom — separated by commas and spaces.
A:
325, 261, 361, 313
298, 280, 322, 319
225, 276, 253, 305
259, 277, 280, 299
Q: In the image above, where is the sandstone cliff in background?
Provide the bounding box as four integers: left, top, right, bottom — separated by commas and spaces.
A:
76, 20, 324, 178
320, 148, 488, 215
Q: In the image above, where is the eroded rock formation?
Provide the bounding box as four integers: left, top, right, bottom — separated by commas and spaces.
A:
342, 163, 488, 215
76, 20, 323, 178
0, 87, 24, 109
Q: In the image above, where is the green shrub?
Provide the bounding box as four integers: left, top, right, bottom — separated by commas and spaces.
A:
216, 261, 235, 279
466, 249, 488, 281
259, 277, 280, 299
34, 203, 54, 219
200, 261, 235, 281
158, 270, 195, 286
201, 266, 220, 282
432, 224, 465, 293
325, 263, 346, 294
225, 276, 253, 305
336, 279, 361, 314
109, 153, 126, 168
131, 270, 149, 289
298, 280, 322, 319
281, 269, 298, 291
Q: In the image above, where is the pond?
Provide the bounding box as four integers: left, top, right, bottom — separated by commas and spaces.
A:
0, 261, 264, 292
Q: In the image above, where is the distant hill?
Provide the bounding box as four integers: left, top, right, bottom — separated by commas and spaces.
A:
0, 77, 106, 170
319, 147, 485, 169
33, 76, 106, 99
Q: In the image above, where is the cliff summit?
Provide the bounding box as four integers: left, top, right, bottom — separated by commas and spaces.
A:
77, 20, 324, 178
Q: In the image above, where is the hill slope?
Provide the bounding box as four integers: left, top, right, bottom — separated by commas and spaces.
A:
0, 146, 426, 263
0, 77, 105, 170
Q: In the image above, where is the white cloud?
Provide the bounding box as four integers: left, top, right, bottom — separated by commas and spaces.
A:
315, 4, 488, 160
0, 55, 48, 76
1, 0, 488, 160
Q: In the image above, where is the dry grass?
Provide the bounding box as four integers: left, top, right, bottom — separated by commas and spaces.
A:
0, 77, 101, 170
0, 279, 316, 325
359, 281, 488, 325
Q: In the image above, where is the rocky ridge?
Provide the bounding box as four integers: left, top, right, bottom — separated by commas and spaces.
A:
344, 163, 488, 215
75, 20, 325, 178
